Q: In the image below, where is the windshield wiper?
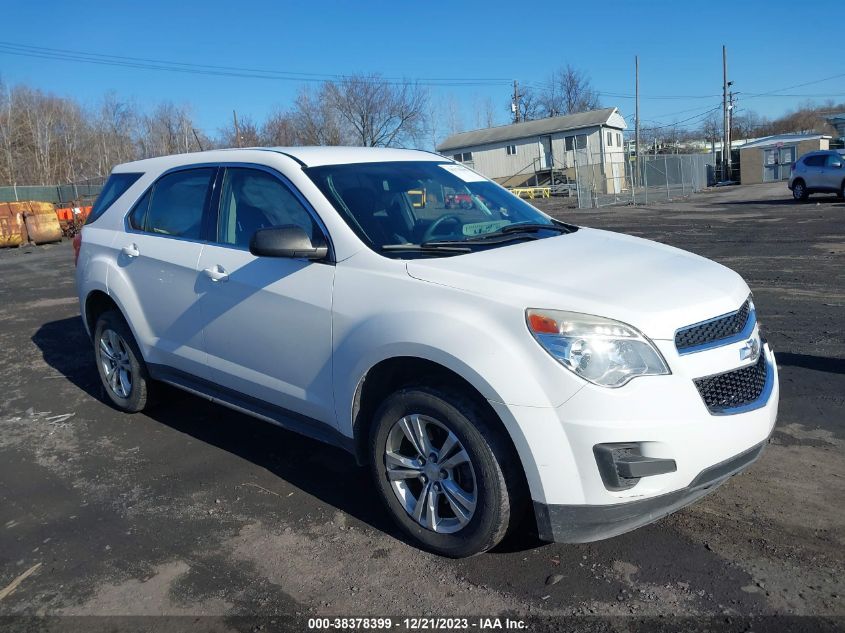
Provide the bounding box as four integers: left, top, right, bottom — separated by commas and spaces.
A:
381, 243, 472, 253
498, 222, 574, 234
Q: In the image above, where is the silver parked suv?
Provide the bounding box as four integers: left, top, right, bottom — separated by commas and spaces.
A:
788, 149, 845, 201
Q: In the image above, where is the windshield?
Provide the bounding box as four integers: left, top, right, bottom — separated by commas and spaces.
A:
305, 161, 564, 256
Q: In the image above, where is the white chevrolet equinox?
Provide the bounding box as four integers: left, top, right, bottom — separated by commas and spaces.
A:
76, 147, 778, 557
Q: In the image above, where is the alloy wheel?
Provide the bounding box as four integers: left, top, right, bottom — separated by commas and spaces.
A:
384, 414, 477, 533
98, 329, 133, 399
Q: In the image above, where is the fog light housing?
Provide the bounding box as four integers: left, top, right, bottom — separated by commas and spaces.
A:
593, 443, 677, 491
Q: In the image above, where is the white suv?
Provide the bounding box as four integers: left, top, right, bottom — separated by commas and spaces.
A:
76, 147, 778, 557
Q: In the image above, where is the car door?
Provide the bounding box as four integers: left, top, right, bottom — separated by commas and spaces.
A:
116, 166, 217, 377
802, 155, 825, 189
196, 166, 336, 426
823, 154, 844, 190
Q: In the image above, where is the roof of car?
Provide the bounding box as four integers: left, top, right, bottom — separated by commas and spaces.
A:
112, 146, 447, 173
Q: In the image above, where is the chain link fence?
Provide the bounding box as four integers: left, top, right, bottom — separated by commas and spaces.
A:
0, 177, 105, 205
569, 150, 713, 209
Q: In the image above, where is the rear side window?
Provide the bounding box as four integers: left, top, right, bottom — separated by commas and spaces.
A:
85, 172, 143, 225
127, 189, 152, 230
804, 155, 825, 167
144, 168, 215, 239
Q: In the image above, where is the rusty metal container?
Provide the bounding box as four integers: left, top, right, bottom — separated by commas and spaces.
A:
0, 202, 25, 248
21, 201, 63, 245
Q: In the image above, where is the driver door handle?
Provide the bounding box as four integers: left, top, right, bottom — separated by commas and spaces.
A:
121, 243, 140, 258
203, 265, 229, 282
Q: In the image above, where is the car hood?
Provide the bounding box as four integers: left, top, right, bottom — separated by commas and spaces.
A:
405, 227, 749, 341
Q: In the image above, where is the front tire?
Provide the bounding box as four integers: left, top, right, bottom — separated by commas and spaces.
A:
792, 180, 808, 201
93, 310, 154, 412
369, 385, 525, 557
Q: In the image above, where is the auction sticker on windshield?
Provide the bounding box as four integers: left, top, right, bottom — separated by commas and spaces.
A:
462, 220, 511, 236
439, 163, 486, 182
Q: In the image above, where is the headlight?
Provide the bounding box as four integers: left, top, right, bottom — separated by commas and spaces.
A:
526, 309, 670, 388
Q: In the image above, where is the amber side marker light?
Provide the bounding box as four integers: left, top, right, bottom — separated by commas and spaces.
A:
528, 312, 560, 334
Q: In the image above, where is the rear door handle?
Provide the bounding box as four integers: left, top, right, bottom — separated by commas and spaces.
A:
121, 243, 140, 258
203, 265, 229, 282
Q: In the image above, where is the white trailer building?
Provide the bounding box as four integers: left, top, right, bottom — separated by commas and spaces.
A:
436, 107, 628, 192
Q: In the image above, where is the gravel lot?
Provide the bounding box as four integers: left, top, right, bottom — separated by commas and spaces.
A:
0, 182, 843, 631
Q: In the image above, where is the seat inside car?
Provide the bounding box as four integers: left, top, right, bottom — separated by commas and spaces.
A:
341, 186, 411, 246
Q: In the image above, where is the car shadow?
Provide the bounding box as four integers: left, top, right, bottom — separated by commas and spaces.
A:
721, 195, 843, 207
775, 352, 845, 375
31, 315, 102, 399
32, 316, 544, 555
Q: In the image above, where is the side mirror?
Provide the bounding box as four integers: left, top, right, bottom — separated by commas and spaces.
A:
833, 161, 843, 169
249, 225, 328, 260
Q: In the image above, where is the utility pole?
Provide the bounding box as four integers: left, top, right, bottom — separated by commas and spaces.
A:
191, 127, 204, 152
233, 110, 241, 148
728, 88, 735, 153
512, 80, 522, 124
722, 45, 730, 181
635, 55, 640, 188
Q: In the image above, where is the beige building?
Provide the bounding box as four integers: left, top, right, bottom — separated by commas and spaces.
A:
436, 108, 627, 193
739, 134, 831, 184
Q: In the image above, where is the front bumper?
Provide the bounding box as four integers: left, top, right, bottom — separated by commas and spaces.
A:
488, 343, 779, 542
533, 439, 767, 542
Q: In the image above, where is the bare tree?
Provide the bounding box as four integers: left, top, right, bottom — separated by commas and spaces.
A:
261, 110, 300, 146
516, 86, 543, 121
444, 94, 463, 137
482, 95, 497, 128
539, 65, 600, 117
289, 85, 349, 146
0, 79, 15, 186
701, 112, 722, 145
731, 110, 766, 141
325, 74, 428, 147
219, 113, 261, 148
91, 94, 136, 176
139, 102, 198, 158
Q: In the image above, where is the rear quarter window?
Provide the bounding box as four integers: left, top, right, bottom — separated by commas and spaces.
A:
86, 172, 143, 225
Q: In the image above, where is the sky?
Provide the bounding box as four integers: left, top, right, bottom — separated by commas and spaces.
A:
1, 0, 843, 145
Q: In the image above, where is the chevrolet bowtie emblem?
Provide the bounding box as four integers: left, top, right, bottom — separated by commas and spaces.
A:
740, 336, 761, 362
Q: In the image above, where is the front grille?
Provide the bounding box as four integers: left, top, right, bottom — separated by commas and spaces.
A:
694, 353, 769, 414
675, 298, 752, 352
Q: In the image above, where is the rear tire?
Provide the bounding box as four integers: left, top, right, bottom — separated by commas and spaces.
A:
369, 385, 525, 558
792, 180, 808, 201
93, 310, 154, 413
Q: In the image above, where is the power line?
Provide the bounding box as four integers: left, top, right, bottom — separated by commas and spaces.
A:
522, 79, 719, 100
624, 102, 722, 121
638, 105, 723, 131
0, 41, 512, 87
742, 72, 845, 99
742, 93, 845, 98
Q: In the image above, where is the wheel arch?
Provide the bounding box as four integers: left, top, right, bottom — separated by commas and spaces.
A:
350, 355, 534, 505
83, 290, 145, 361
84, 290, 121, 336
